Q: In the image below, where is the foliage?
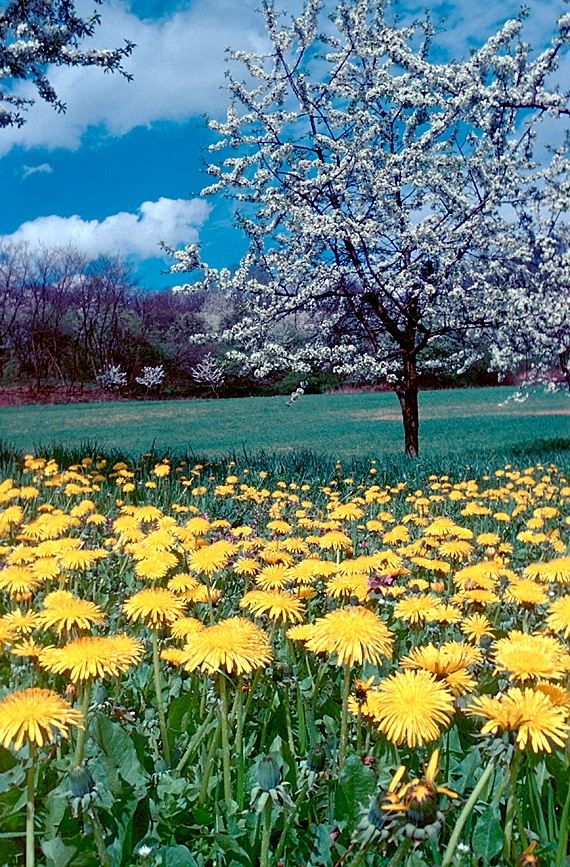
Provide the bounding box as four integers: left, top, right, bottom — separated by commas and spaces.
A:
0, 0, 134, 127
168, 0, 570, 455
0, 444, 569, 863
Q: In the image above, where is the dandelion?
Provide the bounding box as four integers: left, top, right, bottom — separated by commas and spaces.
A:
40, 634, 144, 681
366, 670, 455, 747
123, 588, 187, 627
493, 631, 570, 682
546, 596, 570, 639
240, 590, 305, 623
37, 590, 105, 633
393, 595, 441, 625
182, 616, 272, 676
467, 688, 569, 752
460, 613, 495, 642
401, 642, 481, 696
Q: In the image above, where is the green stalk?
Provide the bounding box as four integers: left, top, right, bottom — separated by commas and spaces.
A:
235, 683, 245, 810
441, 759, 496, 867
555, 777, 570, 867
73, 679, 92, 767
338, 664, 352, 770
284, 687, 295, 756
87, 807, 110, 867
259, 798, 273, 867
503, 749, 522, 860
25, 742, 36, 867
198, 720, 221, 805
386, 838, 413, 867
176, 704, 216, 774
152, 627, 171, 767
218, 674, 232, 805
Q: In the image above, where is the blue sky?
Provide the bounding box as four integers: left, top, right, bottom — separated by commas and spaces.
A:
1, 0, 569, 290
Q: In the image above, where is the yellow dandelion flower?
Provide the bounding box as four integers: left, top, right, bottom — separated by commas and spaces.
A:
365, 670, 455, 747
61, 548, 107, 570
10, 638, 42, 659
504, 579, 548, 606
326, 574, 370, 602
123, 588, 187, 627
493, 631, 570, 682
255, 563, 292, 590
170, 617, 205, 640
182, 616, 272, 675
318, 531, 353, 552
286, 624, 315, 642
134, 552, 179, 580
460, 613, 495, 642
525, 558, 570, 584
467, 688, 569, 752
546, 596, 570, 639
438, 540, 474, 561
188, 543, 231, 576
167, 573, 201, 594
534, 681, 570, 710
240, 590, 305, 623
0, 566, 43, 600
1, 608, 40, 636
0, 688, 83, 750
459, 589, 500, 606
37, 590, 105, 633
40, 634, 143, 681
393, 595, 441, 625
329, 503, 364, 521
401, 642, 481, 696
233, 558, 261, 576
304, 606, 393, 667
160, 648, 187, 666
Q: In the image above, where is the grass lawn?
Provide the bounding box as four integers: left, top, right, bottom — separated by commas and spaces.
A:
1, 385, 569, 459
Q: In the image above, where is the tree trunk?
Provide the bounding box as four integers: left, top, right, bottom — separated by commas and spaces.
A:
395, 353, 419, 457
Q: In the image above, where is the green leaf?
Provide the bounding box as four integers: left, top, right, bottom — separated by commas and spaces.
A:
90, 713, 148, 798
0, 747, 17, 774
472, 805, 503, 865
307, 823, 334, 867
41, 836, 77, 867
335, 754, 376, 826
160, 844, 199, 867
452, 748, 482, 796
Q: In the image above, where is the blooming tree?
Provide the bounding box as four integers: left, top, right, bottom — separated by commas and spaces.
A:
490, 151, 570, 393
169, 0, 570, 455
0, 0, 134, 127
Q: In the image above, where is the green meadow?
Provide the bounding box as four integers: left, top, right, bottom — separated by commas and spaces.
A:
1, 386, 570, 459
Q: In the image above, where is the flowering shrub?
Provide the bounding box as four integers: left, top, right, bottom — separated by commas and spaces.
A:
1, 449, 570, 864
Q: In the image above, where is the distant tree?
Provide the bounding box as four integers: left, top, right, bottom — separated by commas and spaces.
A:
169, 0, 570, 455
0, 0, 134, 127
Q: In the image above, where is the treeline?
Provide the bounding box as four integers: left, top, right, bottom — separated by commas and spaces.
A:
0, 244, 500, 401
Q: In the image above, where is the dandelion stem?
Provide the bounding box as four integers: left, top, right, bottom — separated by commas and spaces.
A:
73, 679, 92, 767
88, 806, 110, 867
25, 742, 36, 867
151, 627, 171, 767
259, 797, 273, 867
386, 838, 413, 867
555, 775, 570, 867
198, 719, 221, 805
339, 664, 352, 770
504, 749, 522, 860
218, 674, 232, 805
441, 758, 496, 867
176, 705, 216, 774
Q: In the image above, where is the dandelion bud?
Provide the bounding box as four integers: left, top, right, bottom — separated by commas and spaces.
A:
256, 755, 281, 792
68, 764, 96, 799
307, 745, 326, 773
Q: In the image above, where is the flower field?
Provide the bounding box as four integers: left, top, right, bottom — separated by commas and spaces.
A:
1, 449, 570, 865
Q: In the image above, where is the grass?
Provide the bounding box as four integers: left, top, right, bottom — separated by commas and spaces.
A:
1, 385, 570, 459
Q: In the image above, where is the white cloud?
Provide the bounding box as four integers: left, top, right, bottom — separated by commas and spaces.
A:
0, 197, 212, 259
0, 0, 268, 156
22, 163, 53, 179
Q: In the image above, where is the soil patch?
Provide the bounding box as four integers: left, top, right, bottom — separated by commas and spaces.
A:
0, 386, 122, 407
